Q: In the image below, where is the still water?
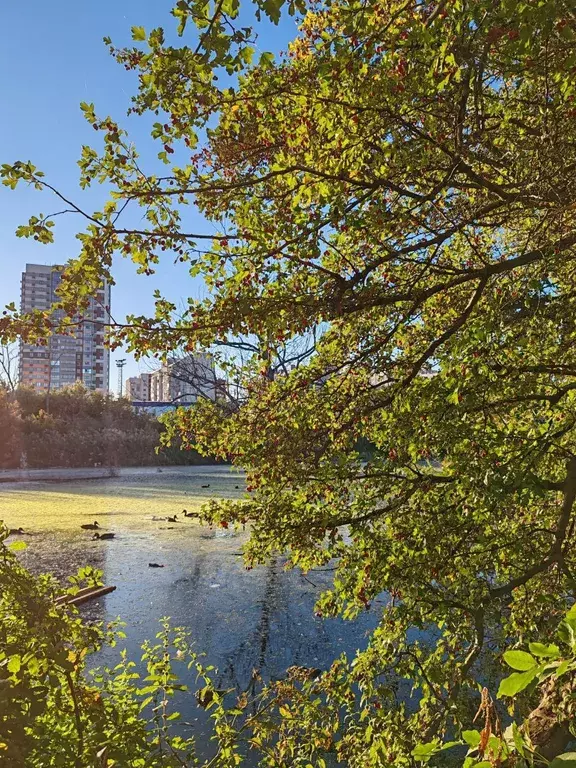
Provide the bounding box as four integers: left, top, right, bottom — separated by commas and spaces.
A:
1, 466, 380, 757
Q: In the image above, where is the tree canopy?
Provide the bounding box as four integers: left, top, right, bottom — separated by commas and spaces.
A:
3, 0, 576, 763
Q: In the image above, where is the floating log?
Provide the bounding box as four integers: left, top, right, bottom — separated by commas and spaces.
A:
54, 585, 97, 605
55, 585, 116, 607
67, 586, 116, 606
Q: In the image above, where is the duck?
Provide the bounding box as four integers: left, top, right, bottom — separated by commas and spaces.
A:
183, 509, 198, 518
8, 527, 25, 535
201, 484, 210, 489
308, 667, 323, 680
166, 515, 178, 523
92, 532, 115, 540
81, 521, 100, 530
148, 562, 165, 568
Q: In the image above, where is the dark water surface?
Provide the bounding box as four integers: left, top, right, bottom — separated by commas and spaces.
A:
2, 466, 380, 759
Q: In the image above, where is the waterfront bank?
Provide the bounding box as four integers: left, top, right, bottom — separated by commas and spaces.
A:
0, 464, 220, 483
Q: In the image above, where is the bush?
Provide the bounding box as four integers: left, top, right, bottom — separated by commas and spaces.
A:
0, 384, 212, 469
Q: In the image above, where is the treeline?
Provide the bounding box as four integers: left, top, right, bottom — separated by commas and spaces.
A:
0, 384, 209, 469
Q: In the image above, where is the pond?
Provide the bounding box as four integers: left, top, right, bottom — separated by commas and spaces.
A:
1, 466, 381, 758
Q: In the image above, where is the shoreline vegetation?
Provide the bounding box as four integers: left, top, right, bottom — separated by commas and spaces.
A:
0, 384, 218, 470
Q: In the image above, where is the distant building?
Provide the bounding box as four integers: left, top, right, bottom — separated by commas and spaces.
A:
125, 373, 152, 401
150, 353, 215, 403
215, 377, 228, 400
127, 354, 216, 405
19, 263, 111, 392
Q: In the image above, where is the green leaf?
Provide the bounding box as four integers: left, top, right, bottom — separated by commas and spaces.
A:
528, 642, 560, 658
259, 52, 275, 66
8, 541, 27, 551
462, 730, 481, 748
139, 695, 154, 711
510, 722, 526, 757
549, 755, 576, 768
503, 650, 537, 671
440, 741, 461, 751
497, 667, 538, 697
556, 660, 572, 677
412, 741, 440, 761
7, 656, 21, 674
558, 619, 576, 649
447, 389, 460, 404
131, 26, 146, 41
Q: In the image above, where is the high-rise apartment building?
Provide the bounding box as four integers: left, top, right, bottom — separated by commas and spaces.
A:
19, 263, 111, 392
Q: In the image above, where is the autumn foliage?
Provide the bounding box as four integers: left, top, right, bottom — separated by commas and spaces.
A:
3, 0, 576, 763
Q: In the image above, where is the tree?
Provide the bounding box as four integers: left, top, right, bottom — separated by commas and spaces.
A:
3, 0, 576, 763
12, 383, 203, 468
0, 342, 18, 392
0, 389, 22, 468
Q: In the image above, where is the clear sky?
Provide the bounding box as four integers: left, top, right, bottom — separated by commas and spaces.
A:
0, 0, 295, 390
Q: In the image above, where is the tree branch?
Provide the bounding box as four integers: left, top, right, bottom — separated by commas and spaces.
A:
490, 456, 576, 598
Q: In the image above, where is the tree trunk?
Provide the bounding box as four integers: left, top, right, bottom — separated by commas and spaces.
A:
524, 677, 574, 760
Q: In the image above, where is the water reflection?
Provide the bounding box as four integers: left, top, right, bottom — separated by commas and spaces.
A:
1, 467, 380, 761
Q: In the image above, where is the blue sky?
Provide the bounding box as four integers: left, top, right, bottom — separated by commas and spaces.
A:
0, 0, 296, 389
